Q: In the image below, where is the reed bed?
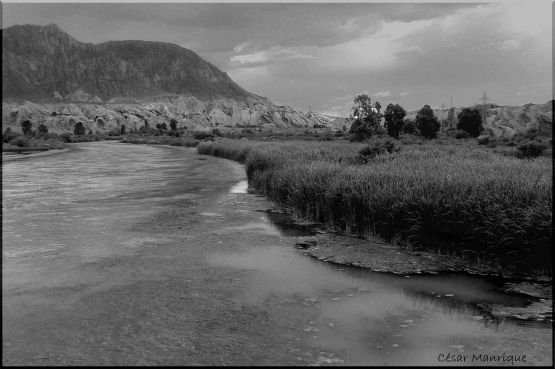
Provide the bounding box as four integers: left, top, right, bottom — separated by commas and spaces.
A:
198, 139, 552, 272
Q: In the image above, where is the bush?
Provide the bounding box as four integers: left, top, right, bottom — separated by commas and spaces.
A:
356, 139, 401, 163
3, 128, 18, 143
37, 123, 49, 135
60, 133, 72, 143
455, 130, 470, 139
402, 118, 417, 134
523, 127, 538, 140
516, 140, 547, 158
193, 131, 214, 140
477, 135, 491, 145
74, 122, 85, 136
11, 136, 30, 147
170, 118, 178, 131
21, 120, 32, 136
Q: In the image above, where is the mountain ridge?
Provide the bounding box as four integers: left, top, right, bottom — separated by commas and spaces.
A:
2, 23, 341, 130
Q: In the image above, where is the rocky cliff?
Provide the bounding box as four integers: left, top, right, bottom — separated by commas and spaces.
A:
2, 24, 336, 131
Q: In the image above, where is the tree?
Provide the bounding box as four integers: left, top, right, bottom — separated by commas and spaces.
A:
38, 123, 49, 136
3, 127, 18, 143
170, 118, 178, 131
402, 118, 416, 134
416, 105, 440, 139
349, 93, 383, 141
457, 108, 483, 137
120, 124, 127, 135
21, 120, 32, 136
383, 103, 406, 138
74, 122, 85, 136
446, 108, 456, 128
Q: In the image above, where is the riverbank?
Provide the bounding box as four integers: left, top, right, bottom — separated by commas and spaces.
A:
196, 138, 552, 277
2, 147, 69, 162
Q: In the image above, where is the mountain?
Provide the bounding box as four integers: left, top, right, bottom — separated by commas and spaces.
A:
2, 24, 337, 131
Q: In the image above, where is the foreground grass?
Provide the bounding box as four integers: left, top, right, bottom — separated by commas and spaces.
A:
198, 139, 552, 273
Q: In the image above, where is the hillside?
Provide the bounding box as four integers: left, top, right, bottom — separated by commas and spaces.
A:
407, 102, 553, 138
2, 24, 336, 131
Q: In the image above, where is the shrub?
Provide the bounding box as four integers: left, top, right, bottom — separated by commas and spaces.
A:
457, 108, 483, 137
3, 128, 18, 143
170, 118, 178, 131
455, 130, 470, 139
193, 131, 214, 140
402, 118, 417, 134
415, 105, 440, 139
11, 136, 30, 147
60, 133, 72, 143
477, 135, 491, 145
516, 140, 547, 158
21, 120, 32, 136
356, 139, 401, 163
74, 122, 85, 136
523, 127, 538, 140
37, 123, 49, 135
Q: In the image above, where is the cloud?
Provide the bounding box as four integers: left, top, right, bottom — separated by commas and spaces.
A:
500, 39, 520, 50
233, 42, 250, 53
400, 91, 411, 97
230, 47, 314, 68
373, 91, 392, 98
316, 18, 432, 72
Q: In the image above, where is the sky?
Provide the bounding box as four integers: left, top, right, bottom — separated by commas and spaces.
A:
2, 1, 552, 116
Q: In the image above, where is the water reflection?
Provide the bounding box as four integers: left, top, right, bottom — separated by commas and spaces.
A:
207, 207, 552, 366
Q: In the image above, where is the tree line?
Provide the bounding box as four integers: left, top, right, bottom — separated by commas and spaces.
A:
348, 93, 484, 141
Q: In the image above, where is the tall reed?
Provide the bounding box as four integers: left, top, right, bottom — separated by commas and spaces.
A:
198, 139, 552, 272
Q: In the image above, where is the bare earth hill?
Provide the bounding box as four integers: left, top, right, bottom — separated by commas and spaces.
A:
407, 102, 553, 138
2, 24, 336, 132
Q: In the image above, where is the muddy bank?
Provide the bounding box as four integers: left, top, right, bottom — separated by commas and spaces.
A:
291, 230, 552, 323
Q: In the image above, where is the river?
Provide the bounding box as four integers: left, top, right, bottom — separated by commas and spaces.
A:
2, 141, 552, 365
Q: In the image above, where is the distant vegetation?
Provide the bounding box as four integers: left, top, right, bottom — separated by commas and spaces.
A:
457, 108, 483, 137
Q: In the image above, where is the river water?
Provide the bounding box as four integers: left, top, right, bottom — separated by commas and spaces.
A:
2, 142, 552, 365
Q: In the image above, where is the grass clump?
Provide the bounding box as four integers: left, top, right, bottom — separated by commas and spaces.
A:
198, 139, 552, 273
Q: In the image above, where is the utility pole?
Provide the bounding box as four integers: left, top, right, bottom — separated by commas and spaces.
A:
478, 91, 491, 125
479, 91, 491, 105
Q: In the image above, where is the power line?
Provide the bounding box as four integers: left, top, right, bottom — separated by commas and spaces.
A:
479, 91, 491, 105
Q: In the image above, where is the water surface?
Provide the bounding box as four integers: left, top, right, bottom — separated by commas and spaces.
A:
2, 142, 552, 365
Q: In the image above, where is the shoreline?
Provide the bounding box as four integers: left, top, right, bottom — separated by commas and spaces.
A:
2, 148, 70, 162
123, 140, 553, 283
